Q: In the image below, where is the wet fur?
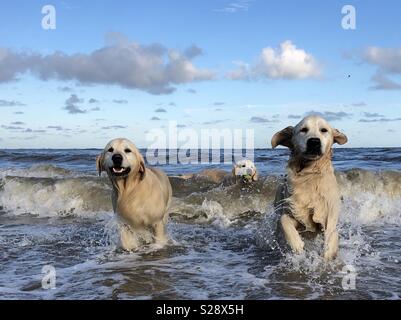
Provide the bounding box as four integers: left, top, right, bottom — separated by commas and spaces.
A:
272, 116, 347, 261
97, 138, 172, 250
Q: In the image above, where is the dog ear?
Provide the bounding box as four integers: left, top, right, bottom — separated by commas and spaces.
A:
271, 126, 294, 149
231, 166, 236, 178
139, 158, 146, 180
252, 169, 258, 182
135, 150, 146, 180
231, 166, 238, 183
96, 153, 105, 176
333, 129, 348, 145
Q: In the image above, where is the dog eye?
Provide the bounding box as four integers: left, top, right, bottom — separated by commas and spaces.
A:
124, 148, 132, 153
108, 147, 114, 153
320, 128, 328, 133
300, 127, 309, 133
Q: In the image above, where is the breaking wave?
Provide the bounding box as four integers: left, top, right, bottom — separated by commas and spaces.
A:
0, 165, 400, 227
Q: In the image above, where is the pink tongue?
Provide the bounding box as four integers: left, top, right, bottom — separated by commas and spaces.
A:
113, 167, 124, 173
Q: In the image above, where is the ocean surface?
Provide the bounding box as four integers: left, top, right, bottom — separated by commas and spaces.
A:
0, 148, 400, 299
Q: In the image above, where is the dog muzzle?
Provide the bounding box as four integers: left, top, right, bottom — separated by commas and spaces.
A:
235, 167, 254, 182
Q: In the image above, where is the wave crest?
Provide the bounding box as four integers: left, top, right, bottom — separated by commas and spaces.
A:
0, 166, 400, 225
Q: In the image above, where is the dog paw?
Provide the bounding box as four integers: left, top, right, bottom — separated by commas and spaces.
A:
323, 249, 337, 262
291, 241, 305, 254
324, 230, 339, 261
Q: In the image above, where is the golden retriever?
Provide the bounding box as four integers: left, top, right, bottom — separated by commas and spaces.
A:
96, 138, 172, 250
271, 115, 347, 261
232, 159, 258, 184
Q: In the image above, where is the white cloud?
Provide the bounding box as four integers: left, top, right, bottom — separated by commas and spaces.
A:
363, 47, 401, 73
155, 107, 167, 113
101, 125, 127, 129
352, 101, 366, 107
64, 94, 86, 114
370, 72, 401, 90
215, 0, 253, 13
0, 33, 214, 95
304, 111, 352, 122
362, 46, 401, 90
113, 99, 128, 104
0, 99, 25, 107
228, 41, 321, 80
249, 116, 278, 123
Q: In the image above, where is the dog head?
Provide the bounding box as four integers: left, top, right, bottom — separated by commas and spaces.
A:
271, 115, 347, 160
96, 138, 145, 180
232, 159, 258, 183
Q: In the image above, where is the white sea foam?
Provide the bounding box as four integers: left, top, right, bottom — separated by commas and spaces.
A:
0, 167, 400, 227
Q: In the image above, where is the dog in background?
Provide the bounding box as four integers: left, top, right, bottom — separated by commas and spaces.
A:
97, 138, 172, 250
271, 115, 347, 261
232, 159, 258, 184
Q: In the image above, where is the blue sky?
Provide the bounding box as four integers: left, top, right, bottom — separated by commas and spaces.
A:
0, 0, 400, 148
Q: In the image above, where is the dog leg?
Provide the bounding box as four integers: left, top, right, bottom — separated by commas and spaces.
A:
324, 229, 339, 261
280, 214, 304, 254
324, 206, 340, 261
120, 226, 139, 251
153, 221, 168, 245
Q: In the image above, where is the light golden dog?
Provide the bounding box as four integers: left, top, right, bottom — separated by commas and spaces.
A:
96, 138, 172, 250
271, 115, 348, 261
232, 159, 258, 184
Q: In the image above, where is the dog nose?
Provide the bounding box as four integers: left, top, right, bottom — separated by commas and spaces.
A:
112, 154, 123, 165
307, 138, 321, 149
